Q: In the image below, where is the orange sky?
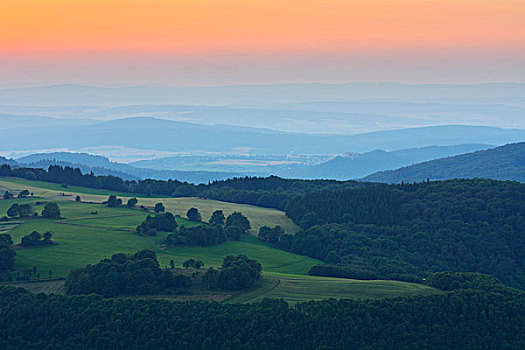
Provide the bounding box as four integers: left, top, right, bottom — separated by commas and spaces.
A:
2, 0, 524, 55
1, 0, 524, 85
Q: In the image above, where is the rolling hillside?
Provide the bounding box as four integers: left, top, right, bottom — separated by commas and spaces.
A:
364, 142, 525, 183
0, 177, 437, 302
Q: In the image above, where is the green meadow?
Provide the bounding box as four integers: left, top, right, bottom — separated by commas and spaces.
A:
0, 177, 440, 302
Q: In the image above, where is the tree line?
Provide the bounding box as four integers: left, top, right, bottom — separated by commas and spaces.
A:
0, 281, 523, 349
0, 164, 365, 210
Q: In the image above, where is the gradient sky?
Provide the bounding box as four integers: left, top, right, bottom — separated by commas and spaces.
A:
1, 0, 524, 86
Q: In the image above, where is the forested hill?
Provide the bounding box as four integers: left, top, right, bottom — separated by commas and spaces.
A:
363, 142, 525, 183
283, 179, 525, 289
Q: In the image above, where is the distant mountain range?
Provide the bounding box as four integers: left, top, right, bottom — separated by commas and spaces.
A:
2, 82, 524, 106
2, 115, 525, 155
4, 141, 525, 184
363, 142, 525, 183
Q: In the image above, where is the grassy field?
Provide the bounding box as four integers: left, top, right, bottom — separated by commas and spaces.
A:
0, 177, 299, 234
2, 203, 316, 277
0, 177, 441, 302
228, 273, 439, 304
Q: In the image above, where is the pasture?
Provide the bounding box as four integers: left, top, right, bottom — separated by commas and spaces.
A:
0, 177, 441, 302
0, 177, 299, 234
228, 273, 439, 304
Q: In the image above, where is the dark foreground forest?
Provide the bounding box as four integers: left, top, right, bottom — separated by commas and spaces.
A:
282, 179, 525, 289
0, 278, 523, 350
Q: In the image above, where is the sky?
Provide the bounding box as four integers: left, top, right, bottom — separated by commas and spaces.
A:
1, 0, 524, 86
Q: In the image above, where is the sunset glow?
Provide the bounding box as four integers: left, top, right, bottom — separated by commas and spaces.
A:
1, 0, 524, 85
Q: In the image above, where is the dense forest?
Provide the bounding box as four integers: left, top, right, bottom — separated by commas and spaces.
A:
280, 179, 525, 289
0, 164, 364, 209
0, 278, 523, 349
0, 234, 15, 272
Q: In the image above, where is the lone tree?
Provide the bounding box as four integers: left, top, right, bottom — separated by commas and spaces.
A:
154, 203, 165, 213
127, 197, 138, 208
17, 204, 34, 217
195, 260, 204, 269
43, 231, 53, 244
225, 212, 251, 232
258, 225, 284, 244
7, 204, 19, 218
3, 191, 12, 199
107, 195, 122, 208
209, 210, 225, 225
183, 258, 196, 268
75, 196, 81, 202
41, 203, 61, 218
218, 255, 262, 291
186, 207, 201, 222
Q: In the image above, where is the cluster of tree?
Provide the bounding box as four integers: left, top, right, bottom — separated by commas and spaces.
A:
0, 234, 15, 272
258, 225, 285, 244
65, 250, 191, 297
41, 202, 61, 218
106, 195, 122, 207
163, 211, 250, 246
136, 212, 178, 236
165, 225, 228, 246
282, 179, 525, 289
209, 209, 225, 225
182, 258, 204, 269
20, 231, 54, 247
0, 165, 366, 210
203, 254, 262, 291
225, 211, 251, 232
6, 203, 34, 218
0, 284, 523, 349
186, 207, 201, 221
